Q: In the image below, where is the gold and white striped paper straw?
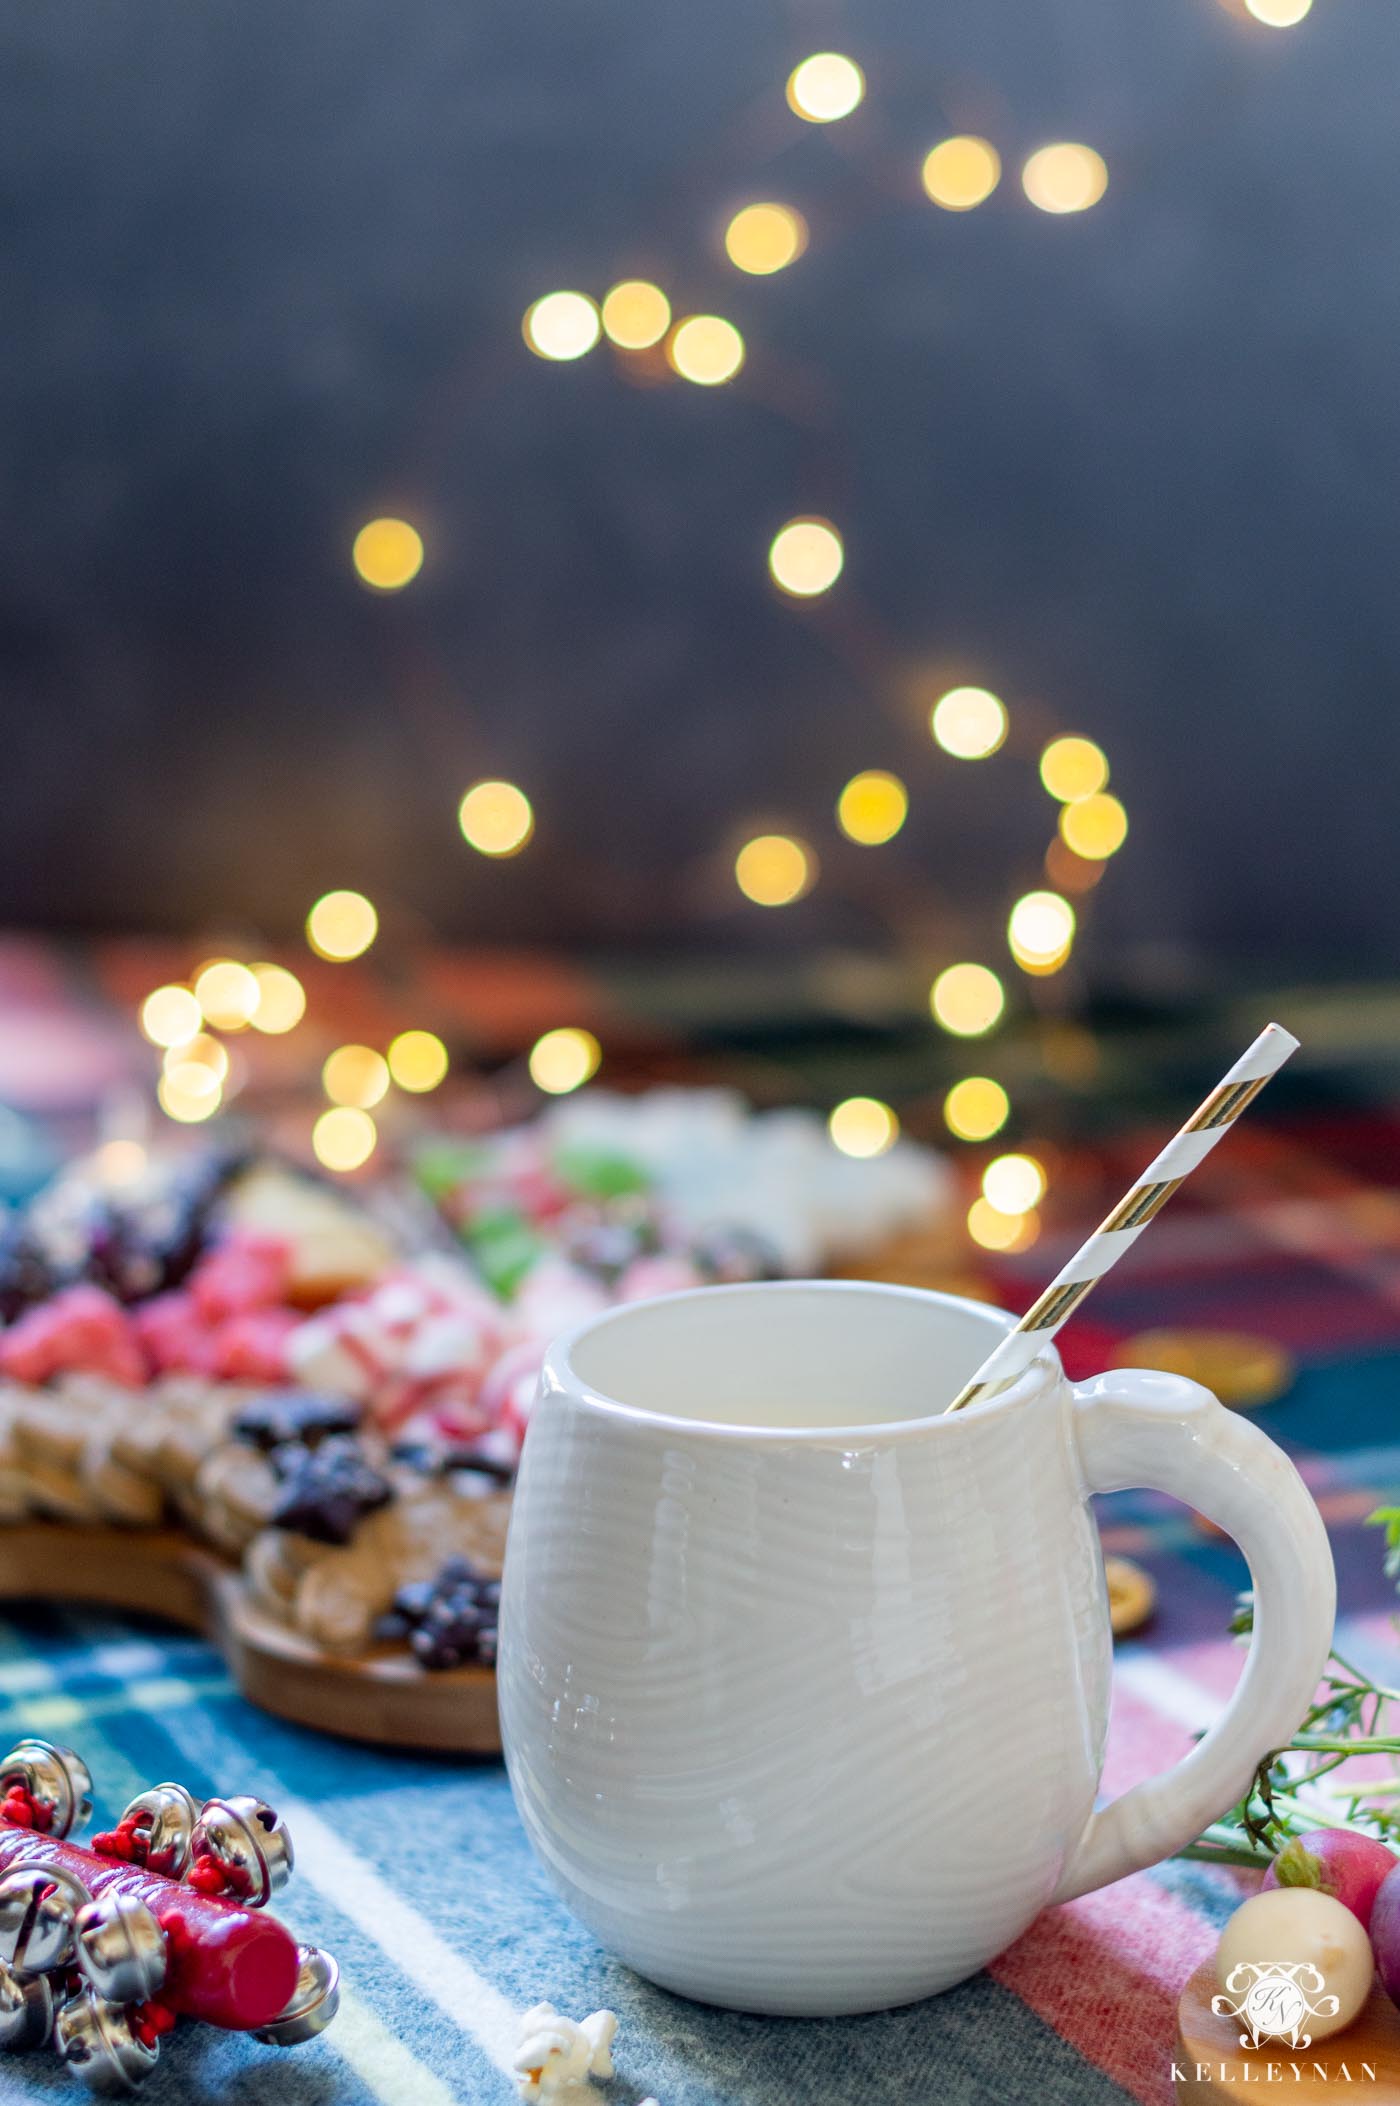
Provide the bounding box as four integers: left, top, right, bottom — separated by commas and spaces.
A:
943, 1021, 1300, 1414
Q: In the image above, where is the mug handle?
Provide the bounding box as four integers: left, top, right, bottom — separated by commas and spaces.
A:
1051, 1367, 1336, 1905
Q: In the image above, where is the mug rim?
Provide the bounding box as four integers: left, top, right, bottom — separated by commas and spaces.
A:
540, 1277, 1062, 1443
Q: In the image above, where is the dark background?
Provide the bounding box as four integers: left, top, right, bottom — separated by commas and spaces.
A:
1, 0, 1395, 995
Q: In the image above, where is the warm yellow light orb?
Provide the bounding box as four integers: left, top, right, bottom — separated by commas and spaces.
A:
1022, 144, 1109, 215
306, 890, 378, 962
522, 291, 601, 361
387, 1030, 450, 1093
943, 1076, 1010, 1142
322, 1044, 390, 1110
1044, 836, 1106, 895
164, 1034, 229, 1084
193, 960, 259, 1031
931, 686, 1007, 759
528, 1027, 602, 1095
158, 1071, 223, 1124
601, 280, 671, 350
724, 203, 808, 275
967, 1197, 1040, 1253
667, 315, 745, 386
352, 518, 424, 592
769, 517, 844, 597
982, 1152, 1047, 1215
734, 834, 815, 907
458, 780, 534, 857
1008, 890, 1076, 968
1039, 735, 1109, 802
828, 1097, 899, 1159
140, 985, 202, 1049
249, 963, 306, 1034
1245, 0, 1312, 21
786, 52, 865, 123
1059, 792, 1128, 860
921, 137, 1001, 211
837, 770, 908, 846
312, 1106, 378, 1172
930, 963, 1005, 1037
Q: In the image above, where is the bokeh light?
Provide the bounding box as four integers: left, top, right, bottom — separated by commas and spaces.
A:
1044, 836, 1106, 894
322, 1044, 390, 1109
930, 963, 1005, 1037
921, 137, 1001, 211
837, 770, 908, 845
192, 960, 259, 1031
529, 1028, 602, 1095
313, 1107, 378, 1172
786, 53, 865, 123
601, 281, 671, 350
930, 686, 1007, 759
1059, 792, 1128, 860
1008, 891, 1076, 971
1245, 0, 1312, 21
140, 985, 202, 1049
387, 1030, 450, 1093
967, 1198, 1041, 1253
943, 1077, 1010, 1142
94, 1140, 148, 1187
769, 517, 844, 597
828, 1097, 899, 1159
667, 315, 746, 386
249, 963, 306, 1034
734, 834, 816, 906
1022, 144, 1109, 215
522, 291, 601, 361
351, 518, 424, 592
158, 1070, 222, 1124
458, 780, 534, 857
306, 890, 378, 962
1040, 736, 1109, 802
164, 1034, 228, 1084
982, 1152, 1047, 1214
725, 203, 808, 274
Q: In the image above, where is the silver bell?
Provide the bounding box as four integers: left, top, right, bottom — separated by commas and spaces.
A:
0, 1739, 93, 1838
254, 1942, 340, 2046
187, 1795, 293, 1907
54, 1988, 159, 2095
75, 1892, 167, 2005
115, 1783, 202, 1878
0, 1960, 53, 2050
0, 1862, 91, 1976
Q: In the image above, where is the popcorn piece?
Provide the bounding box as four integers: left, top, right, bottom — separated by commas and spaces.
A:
512, 2003, 617, 2102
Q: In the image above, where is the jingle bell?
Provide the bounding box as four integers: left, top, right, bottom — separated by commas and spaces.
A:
0, 1959, 53, 2051
0, 1739, 93, 1838
187, 1794, 293, 1907
0, 1862, 90, 1976
255, 1942, 340, 2046
115, 1782, 202, 1878
54, 1988, 160, 2095
75, 1892, 167, 2006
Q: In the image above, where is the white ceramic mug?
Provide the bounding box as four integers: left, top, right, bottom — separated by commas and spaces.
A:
498, 1281, 1335, 2016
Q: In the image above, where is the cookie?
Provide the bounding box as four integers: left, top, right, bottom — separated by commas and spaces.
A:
194, 1444, 284, 1555
287, 1487, 510, 1654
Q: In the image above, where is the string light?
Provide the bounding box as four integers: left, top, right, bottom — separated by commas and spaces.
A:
921, 137, 1001, 211
387, 1030, 449, 1092
931, 687, 1007, 759
1008, 891, 1076, 972
312, 1106, 378, 1172
1245, 0, 1312, 21
828, 1097, 899, 1159
769, 518, 843, 597
528, 1028, 601, 1094
306, 890, 378, 962
601, 281, 671, 349
786, 53, 865, 123
930, 963, 1005, 1037
93, 1140, 147, 1187
1040, 736, 1109, 802
982, 1152, 1047, 1214
734, 834, 815, 906
164, 1035, 228, 1084
140, 986, 202, 1049
522, 291, 601, 361
351, 519, 424, 592
458, 780, 534, 856
1022, 145, 1108, 215
1059, 792, 1128, 860
967, 1197, 1040, 1253
724, 203, 808, 274
1044, 836, 1106, 894
836, 770, 907, 845
944, 1077, 1010, 1142
192, 961, 259, 1031
249, 963, 306, 1034
158, 1071, 223, 1124
667, 315, 745, 385
322, 1045, 390, 1109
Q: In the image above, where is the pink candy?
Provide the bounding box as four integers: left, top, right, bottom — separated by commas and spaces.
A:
287, 1266, 507, 1438
190, 1236, 293, 1324
0, 1284, 148, 1388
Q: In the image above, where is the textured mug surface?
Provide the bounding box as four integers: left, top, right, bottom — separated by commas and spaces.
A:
498, 1281, 1335, 2015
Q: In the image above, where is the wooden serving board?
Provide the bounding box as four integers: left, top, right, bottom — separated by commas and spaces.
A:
1176, 1960, 1400, 2100
0, 1523, 501, 1755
